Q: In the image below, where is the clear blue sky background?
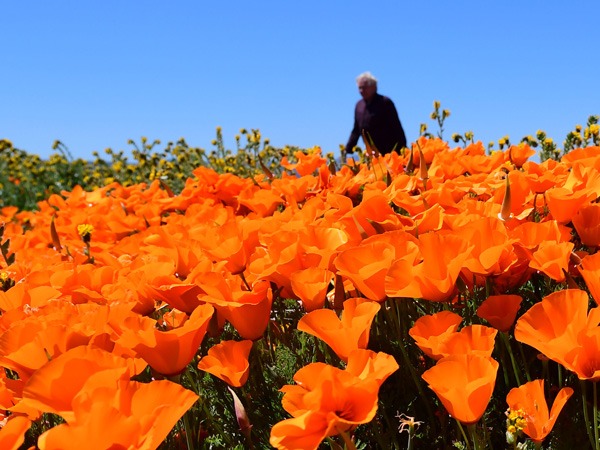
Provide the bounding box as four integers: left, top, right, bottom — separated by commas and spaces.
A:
4, 1, 599, 160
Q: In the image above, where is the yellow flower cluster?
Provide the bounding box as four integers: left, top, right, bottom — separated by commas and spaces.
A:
77, 223, 94, 238
505, 408, 528, 445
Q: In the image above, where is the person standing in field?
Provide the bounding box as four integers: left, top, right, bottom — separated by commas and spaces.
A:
344, 71, 407, 156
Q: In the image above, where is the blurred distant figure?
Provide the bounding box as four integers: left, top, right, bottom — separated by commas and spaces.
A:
344, 72, 407, 156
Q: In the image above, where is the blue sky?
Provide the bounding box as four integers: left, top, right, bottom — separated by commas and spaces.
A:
4, 1, 599, 160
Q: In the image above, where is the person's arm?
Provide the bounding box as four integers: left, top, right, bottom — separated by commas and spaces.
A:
385, 100, 407, 151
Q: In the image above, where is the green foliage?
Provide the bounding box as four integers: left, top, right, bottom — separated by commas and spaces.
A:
0, 131, 306, 211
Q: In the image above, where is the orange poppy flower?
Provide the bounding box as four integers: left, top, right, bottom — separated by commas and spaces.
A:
390, 231, 472, 302
298, 224, 349, 272
334, 239, 396, 301
509, 220, 572, 251
19, 346, 142, 422
290, 267, 334, 311
545, 187, 595, 224
579, 252, 600, 305
281, 149, 327, 176
506, 379, 573, 444
271, 173, 309, 205
409, 136, 449, 166
348, 192, 408, 235
521, 160, 566, 194
427, 145, 470, 181
572, 203, 600, 247
198, 219, 257, 276
562, 159, 600, 194
246, 229, 305, 299
196, 276, 273, 341
561, 145, 600, 166
344, 349, 399, 387
270, 412, 338, 450
515, 289, 600, 380
237, 185, 284, 217
0, 311, 105, 382
386, 176, 427, 217
138, 225, 205, 280
529, 241, 574, 282
113, 260, 202, 314
409, 311, 463, 360
197, 340, 253, 387
117, 303, 214, 377
566, 327, 600, 381
336, 230, 420, 301
476, 295, 523, 332
270, 363, 382, 450
422, 354, 499, 425
458, 150, 505, 175
48, 264, 117, 305
297, 297, 380, 362
0, 370, 22, 412
436, 325, 498, 359
36, 379, 198, 450
454, 217, 519, 279
515, 289, 588, 363
411, 203, 445, 235
508, 143, 536, 168
0, 415, 31, 450
0, 282, 61, 313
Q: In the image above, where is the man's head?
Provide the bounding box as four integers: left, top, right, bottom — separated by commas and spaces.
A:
356, 71, 377, 101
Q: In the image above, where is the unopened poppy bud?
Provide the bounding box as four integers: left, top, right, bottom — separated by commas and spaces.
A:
570, 251, 583, 266
418, 149, 428, 182
562, 269, 579, 289
498, 176, 513, 221
228, 387, 252, 438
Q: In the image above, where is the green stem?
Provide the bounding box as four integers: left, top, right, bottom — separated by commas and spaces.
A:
239, 271, 252, 291
501, 332, 521, 386
339, 430, 357, 450
482, 417, 493, 450
407, 427, 414, 450
581, 380, 596, 449
467, 423, 482, 450
557, 363, 563, 389
396, 316, 437, 427
500, 340, 511, 388
485, 277, 492, 298
594, 382, 599, 450
456, 421, 472, 450
183, 410, 195, 450
517, 341, 532, 382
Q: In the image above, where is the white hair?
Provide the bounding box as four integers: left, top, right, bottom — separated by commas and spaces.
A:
356, 71, 378, 86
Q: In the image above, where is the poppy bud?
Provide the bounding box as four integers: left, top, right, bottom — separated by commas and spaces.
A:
418, 149, 428, 184
497, 176, 513, 221
228, 387, 252, 439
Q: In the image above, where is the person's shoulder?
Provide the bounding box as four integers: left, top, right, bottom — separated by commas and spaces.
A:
379, 94, 395, 104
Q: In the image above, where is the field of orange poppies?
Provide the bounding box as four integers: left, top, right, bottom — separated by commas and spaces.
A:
1, 131, 600, 449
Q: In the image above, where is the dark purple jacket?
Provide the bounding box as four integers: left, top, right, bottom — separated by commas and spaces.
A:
345, 93, 407, 155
